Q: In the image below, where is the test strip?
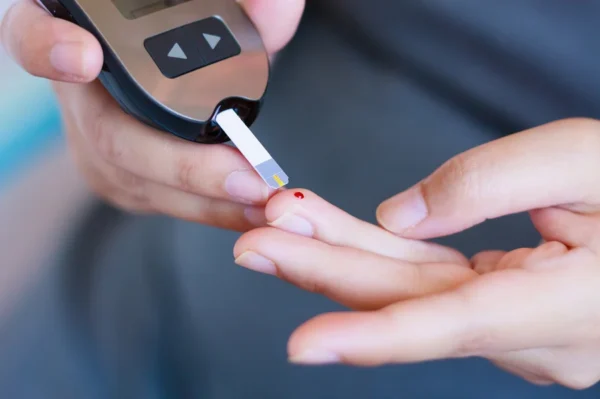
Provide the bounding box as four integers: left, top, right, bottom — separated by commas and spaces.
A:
216, 109, 289, 189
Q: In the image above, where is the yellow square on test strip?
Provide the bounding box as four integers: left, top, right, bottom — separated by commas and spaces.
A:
216, 110, 289, 189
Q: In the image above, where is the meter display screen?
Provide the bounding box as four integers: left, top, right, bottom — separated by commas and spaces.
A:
111, 0, 192, 19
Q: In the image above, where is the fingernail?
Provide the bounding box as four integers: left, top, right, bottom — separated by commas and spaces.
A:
244, 207, 267, 227
225, 170, 269, 204
378, 185, 428, 233
270, 212, 314, 237
235, 251, 277, 275
49, 42, 89, 79
289, 350, 341, 365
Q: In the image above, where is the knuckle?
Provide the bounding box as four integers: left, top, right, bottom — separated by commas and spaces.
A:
426, 152, 482, 210
449, 154, 480, 198
176, 156, 200, 193
441, 153, 471, 186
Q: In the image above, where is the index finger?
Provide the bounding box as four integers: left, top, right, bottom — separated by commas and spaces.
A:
58, 80, 272, 204
264, 189, 468, 264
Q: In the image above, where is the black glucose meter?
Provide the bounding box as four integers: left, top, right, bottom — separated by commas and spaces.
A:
38, 0, 270, 144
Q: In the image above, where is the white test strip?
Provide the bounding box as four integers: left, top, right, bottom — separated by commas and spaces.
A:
216, 109, 289, 189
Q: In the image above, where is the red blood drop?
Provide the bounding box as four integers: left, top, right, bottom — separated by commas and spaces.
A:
294, 192, 305, 199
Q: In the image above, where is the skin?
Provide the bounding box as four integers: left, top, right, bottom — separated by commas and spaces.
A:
0, 0, 305, 231
235, 118, 600, 390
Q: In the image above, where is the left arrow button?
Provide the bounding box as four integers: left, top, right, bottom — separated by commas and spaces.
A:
144, 26, 207, 79
168, 43, 188, 59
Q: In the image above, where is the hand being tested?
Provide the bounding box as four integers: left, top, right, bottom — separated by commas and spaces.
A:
235, 189, 473, 309
236, 119, 600, 390
0, 0, 304, 231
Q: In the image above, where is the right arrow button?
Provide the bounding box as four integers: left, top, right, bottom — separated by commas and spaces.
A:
203, 33, 221, 50
191, 17, 241, 66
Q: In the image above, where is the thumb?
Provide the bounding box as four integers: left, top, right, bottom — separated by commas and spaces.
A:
377, 118, 600, 239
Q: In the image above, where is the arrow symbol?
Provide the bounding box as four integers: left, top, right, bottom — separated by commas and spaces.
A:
203, 33, 221, 50
168, 43, 187, 60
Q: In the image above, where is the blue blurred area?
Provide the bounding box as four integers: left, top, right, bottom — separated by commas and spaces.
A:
0, 23, 63, 188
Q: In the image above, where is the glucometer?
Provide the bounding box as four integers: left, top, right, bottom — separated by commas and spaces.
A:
38, 0, 289, 188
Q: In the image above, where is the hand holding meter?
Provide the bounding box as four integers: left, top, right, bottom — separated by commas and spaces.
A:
38, 0, 289, 189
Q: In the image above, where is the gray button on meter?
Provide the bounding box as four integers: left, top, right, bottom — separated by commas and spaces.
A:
144, 17, 241, 79
37, 0, 270, 144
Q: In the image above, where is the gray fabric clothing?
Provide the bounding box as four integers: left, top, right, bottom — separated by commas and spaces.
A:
2, 1, 600, 397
